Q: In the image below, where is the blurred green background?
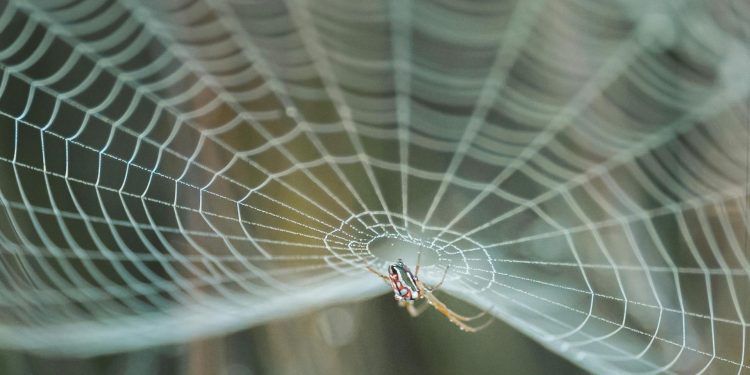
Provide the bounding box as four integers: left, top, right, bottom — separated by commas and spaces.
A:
0, 293, 585, 374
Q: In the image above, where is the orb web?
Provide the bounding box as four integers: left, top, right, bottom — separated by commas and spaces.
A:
0, 0, 749, 373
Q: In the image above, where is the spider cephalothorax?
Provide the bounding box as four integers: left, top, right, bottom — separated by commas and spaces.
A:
367, 253, 492, 332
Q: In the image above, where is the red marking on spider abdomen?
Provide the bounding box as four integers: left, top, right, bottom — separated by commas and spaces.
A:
388, 263, 419, 301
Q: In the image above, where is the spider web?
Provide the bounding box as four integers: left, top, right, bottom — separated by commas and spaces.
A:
1, 0, 750, 373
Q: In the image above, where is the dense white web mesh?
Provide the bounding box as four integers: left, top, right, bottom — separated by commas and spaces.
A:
1, 0, 750, 373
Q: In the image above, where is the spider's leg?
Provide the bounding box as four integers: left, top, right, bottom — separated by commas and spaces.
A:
424, 293, 493, 332
415, 251, 422, 277
366, 265, 391, 285
458, 315, 493, 333
423, 291, 487, 321
425, 265, 450, 292
405, 300, 430, 317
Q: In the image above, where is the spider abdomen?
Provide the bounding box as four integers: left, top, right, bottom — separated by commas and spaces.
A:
388, 260, 421, 301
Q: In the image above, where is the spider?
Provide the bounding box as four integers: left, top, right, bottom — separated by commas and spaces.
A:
366, 253, 492, 332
